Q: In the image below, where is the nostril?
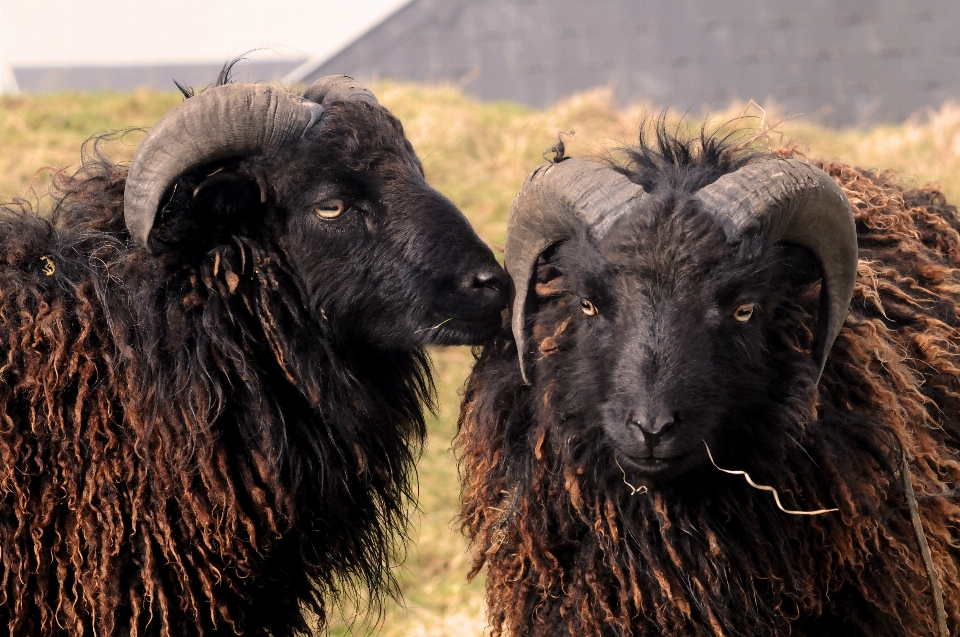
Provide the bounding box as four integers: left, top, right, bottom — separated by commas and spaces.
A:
651, 411, 677, 435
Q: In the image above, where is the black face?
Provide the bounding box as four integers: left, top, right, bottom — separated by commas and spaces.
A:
157, 99, 507, 349
277, 101, 506, 348
528, 195, 819, 481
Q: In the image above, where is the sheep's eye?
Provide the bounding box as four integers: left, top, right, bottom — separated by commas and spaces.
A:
733, 303, 755, 322
580, 298, 598, 316
316, 199, 345, 219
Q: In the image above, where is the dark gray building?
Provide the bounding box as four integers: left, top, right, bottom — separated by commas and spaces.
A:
12, 58, 304, 95
290, 0, 960, 126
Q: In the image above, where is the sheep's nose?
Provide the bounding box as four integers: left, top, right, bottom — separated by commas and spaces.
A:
469, 267, 504, 290
629, 410, 677, 450
462, 266, 507, 305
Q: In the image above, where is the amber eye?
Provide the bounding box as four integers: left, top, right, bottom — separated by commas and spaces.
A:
733, 303, 755, 323
580, 298, 598, 316
316, 199, 345, 219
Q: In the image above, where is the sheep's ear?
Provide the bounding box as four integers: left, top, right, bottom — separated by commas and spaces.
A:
779, 243, 823, 289
191, 171, 264, 220
533, 251, 567, 298
146, 170, 264, 254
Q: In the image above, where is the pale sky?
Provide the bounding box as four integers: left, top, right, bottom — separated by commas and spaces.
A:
0, 0, 409, 67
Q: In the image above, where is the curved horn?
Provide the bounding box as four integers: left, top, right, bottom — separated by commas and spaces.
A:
303, 75, 378, 105
505, 159, 647, 383
695, 159, 857, 380
124, 83, 325, 250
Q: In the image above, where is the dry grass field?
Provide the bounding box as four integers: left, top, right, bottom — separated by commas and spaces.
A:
3, 81, 960, 636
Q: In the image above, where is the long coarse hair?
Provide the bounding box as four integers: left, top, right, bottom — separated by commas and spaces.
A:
0, 137, 430, 636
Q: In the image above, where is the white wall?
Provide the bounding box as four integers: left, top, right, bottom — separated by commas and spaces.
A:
0, 0, 409, 68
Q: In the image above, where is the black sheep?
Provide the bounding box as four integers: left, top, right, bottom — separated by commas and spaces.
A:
458, 126, 960, 636
0, 71, 506, 636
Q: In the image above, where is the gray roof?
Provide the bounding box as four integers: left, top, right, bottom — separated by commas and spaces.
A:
295, 0, 960, 126
13, 58, 304, 94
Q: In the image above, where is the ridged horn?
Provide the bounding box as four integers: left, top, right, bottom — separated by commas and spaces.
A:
123, 83, 325, 250
505, 159, 647, 383
303, 75, 378, 105
695, 158, 857, 380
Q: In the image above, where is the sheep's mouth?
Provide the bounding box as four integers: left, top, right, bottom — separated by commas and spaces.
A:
621, 449, 697, 479
420, 314, 502, 346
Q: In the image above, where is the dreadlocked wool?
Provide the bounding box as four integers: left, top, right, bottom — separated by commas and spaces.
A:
458, 148, 960, 636
0, 150, 450, 637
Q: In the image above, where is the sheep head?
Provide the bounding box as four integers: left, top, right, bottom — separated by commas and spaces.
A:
505, 150, 856, 481
123, 77, 506, 348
